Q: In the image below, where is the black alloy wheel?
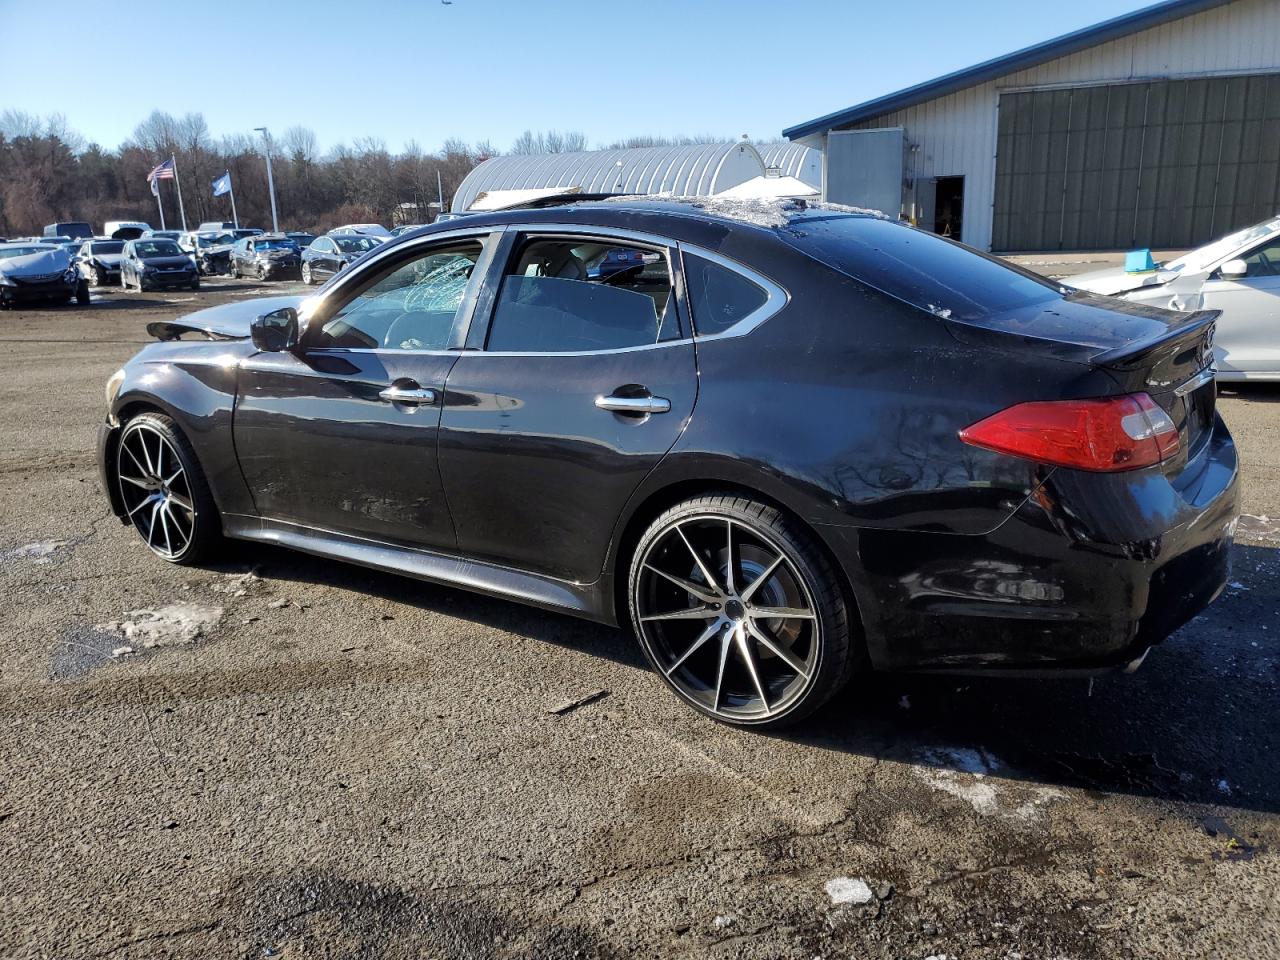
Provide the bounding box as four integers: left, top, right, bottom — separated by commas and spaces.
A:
116, 413, 220, 564
629, 495, 856, 728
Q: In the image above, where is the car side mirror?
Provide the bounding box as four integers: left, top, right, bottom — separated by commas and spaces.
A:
251, 307, 299, 352
1220, 259, 1248, 278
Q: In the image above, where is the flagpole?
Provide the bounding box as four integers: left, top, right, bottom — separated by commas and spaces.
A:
153, 176, 166, 231
171, 154, 189, 232
228, 178, 240, 229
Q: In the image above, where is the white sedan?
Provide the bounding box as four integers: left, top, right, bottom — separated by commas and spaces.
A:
1070, 215, 1280, 381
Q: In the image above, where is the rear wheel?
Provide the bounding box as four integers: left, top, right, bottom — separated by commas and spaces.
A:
301, 262, 314, 285
115, 413, 220, 564
628, 494, 856, 728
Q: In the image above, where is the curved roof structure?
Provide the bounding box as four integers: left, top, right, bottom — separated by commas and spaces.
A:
756, 142, 822, 190
452, 142, 766, 212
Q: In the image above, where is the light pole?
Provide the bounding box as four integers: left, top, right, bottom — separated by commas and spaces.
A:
253, 126, 280, 233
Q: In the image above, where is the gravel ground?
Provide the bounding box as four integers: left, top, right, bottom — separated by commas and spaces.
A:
0, 279, 1277, 959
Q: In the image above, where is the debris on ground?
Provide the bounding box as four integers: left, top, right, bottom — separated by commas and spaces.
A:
825, 877, 875, 906
547, 689, 610, 716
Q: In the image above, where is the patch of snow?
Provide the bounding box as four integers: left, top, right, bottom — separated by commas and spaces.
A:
2, 540, 71, 564
824, 877, 874, 905
925, 303, 953, 319
95, 603, 222, 649
913, 747, 1062, 822
210, 569, 262, 597
712, 915, 735, 930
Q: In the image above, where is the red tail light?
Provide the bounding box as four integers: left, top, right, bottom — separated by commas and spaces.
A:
959, 393, 1180, 472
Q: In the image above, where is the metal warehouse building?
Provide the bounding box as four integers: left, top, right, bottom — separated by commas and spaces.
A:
452, 142, 769, 212
784, 0, 1280, 252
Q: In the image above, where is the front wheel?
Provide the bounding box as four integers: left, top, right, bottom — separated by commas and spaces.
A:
229, 261, 239, 279
301, 262, 314, 285
115, 412, 221, 564
75, 280, 90, 305
628, 495, 856, 728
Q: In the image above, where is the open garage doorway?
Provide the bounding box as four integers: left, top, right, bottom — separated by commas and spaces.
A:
933, 176, 964, 241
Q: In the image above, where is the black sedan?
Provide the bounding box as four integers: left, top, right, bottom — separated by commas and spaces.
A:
300, 234, 382, 284
97, 199, 1238, 727
228, 235, 302, 281
120, 239, 199, 292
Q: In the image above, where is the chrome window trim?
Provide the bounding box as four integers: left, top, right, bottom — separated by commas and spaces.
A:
677, 244, 790, 341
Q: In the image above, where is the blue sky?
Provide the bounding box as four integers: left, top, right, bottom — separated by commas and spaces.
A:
2, 0, 1157, 153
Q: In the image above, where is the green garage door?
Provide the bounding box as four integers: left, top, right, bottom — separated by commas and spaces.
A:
993, 74, 1280, 252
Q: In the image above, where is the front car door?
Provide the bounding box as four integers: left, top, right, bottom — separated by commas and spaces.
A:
312, 237, 336, 277
232, 230, 498, 550
438, 226, 698, 583
1201, 235, 1280, 375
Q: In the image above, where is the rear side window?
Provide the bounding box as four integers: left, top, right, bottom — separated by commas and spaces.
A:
782, 215, 1059, 321
683, 254, 768, 336
486, 238, 675, 352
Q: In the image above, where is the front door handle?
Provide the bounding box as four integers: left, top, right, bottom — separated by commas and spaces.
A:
379, 385, 437, 405
595, 394, 671, 415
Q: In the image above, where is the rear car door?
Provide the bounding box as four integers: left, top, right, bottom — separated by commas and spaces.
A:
438, 227, 697, 583
232, 230, 498, 550
1200, 236, 1280, 375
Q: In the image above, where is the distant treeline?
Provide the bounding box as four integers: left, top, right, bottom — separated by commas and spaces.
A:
0, 110, 732, 237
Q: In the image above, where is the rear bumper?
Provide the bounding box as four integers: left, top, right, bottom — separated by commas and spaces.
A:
829, 413, 1239, 674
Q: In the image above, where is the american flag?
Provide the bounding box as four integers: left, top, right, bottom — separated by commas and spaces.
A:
147, 158, 175, 182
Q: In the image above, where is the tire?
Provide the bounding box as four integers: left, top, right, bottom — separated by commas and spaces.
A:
189, 278, 200, 291
75, 280, 90, 305
628, 494, 856, 728
115, 412, 221, 565
301, 262, 314, 285
94, 267, 107, 287
229, 261, 239, 279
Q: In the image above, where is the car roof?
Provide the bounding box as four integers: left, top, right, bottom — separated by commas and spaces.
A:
401, 197, 879, 245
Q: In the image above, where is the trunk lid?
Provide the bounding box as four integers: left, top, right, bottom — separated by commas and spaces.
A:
945, 291, 1218, 477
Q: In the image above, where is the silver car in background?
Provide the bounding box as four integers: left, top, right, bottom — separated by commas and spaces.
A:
0, 241, 90, 307
1071, 215, 1280, 381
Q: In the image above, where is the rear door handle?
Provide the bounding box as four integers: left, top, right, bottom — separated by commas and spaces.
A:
595, 394, 671, 415
379, 385, 437, 405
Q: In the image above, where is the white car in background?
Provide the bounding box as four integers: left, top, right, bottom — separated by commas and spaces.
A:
329, 223, 391, 240
1070, 215, 1280, 381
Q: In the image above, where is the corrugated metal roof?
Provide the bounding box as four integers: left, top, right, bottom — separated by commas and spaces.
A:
783, 0, 1237, 141
452, 142, 766, 211
756, 142, 822, 189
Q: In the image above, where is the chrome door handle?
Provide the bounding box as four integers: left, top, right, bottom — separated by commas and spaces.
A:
379, 385, 437, 405
595, 394, 671, 415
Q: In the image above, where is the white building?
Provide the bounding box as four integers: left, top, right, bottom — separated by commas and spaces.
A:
784, 0, 1280, 251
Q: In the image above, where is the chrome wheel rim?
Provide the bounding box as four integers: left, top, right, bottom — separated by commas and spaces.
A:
635, 515, 821, 721
302, 263, 311, 284
116, 424, 196, 560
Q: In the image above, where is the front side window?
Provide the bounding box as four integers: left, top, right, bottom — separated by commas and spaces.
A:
1240, 238, 1280, 278
486, 237, 675, 352
311, 239, 483, 351
683, 253, 769, 336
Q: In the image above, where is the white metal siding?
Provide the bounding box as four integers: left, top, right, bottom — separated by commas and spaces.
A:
849, 0, 1280, 249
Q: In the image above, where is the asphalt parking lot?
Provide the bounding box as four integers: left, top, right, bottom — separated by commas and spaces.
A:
1, 279, 1277, 959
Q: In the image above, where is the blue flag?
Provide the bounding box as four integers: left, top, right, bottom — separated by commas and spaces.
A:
212, 171, 232, 197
